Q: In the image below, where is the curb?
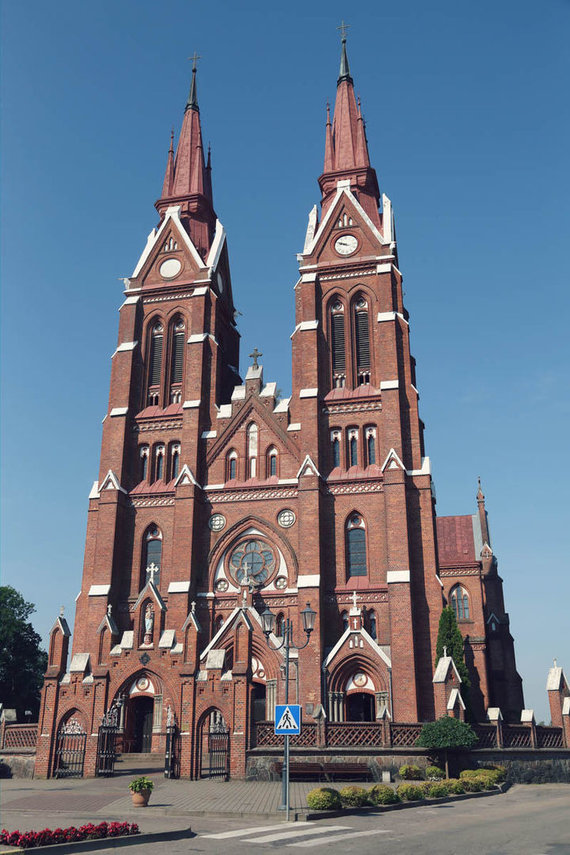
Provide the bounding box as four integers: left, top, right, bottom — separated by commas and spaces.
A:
0, 827, 193, 854
302, 784, 505, 821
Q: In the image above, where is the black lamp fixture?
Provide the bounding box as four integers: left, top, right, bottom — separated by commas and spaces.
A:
300, 602, 316, 634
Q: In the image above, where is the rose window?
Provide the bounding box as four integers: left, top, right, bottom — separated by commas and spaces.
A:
228, 540, 276, 586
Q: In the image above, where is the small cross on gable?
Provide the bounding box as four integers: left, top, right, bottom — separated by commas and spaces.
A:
249, 347, 262, 369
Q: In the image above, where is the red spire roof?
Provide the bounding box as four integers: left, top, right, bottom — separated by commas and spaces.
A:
319, 35, 381, 226
155, 58, 216, 260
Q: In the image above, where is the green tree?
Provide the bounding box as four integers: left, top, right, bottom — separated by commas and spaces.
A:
435, 606, 471, 706
0, 587, 47, 719
416, 716, 478, 778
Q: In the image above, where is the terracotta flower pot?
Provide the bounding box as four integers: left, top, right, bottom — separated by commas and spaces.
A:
131, 788, 151, 807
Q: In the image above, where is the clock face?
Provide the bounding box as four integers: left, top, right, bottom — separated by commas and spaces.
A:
334, 234, 358, 256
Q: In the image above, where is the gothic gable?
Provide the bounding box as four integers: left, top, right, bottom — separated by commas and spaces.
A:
130, 205, 208, 288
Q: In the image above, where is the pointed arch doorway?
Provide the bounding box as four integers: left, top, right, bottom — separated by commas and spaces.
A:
122, 673, 161, 754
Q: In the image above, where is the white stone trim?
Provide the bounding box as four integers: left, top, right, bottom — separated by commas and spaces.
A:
201, 430, 217, 439
191, 286, 210, 296
121, 295, 140, 307
120, 631, 134, 649
159, 629, 176, 649
301, 272, 317, 283
386, 570, 410, 583
433, 655, 462, 684
278, 478, 298, 485
88, 481, 100, 500
380, 380, 399, 391
298, 575, 320, 588
376, 263, 392, 273
299, 388, 318, 398
296, 454, 320, 479
182, 399, 201, 409
260, 382, 277, 398
110, 407, 129, 417
112, 341, 138, 356
88, 584, 111, 596
131, 205, 204, 277
217, 404, 232, 418
520, 709, 535, 723
205, 219, 226, 270
563, 697, 570, 716
231, 385, 246, 400
447, 688, 466, 711
381, 448, 406, 472
174, 464, 200, 488
406, 456, 431, 477
287, 423, 301, 431
273, 397, 290, 413
377, 311, 408, 325
168, 581, 191, 594
99, 469, 127, 494
188, 332, 218, 345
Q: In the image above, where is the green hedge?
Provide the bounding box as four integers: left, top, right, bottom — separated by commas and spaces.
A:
306, 787, 342, 810
339, 786, 370, 807
368, 784, 400, 805
426, 765, 445, 780
396, 783, 424, 801
398, 764, 423, 780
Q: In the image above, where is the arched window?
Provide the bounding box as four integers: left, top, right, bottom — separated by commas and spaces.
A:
143, 525, 162, 587
155, 444, 165, 481
170, 443, 180, 480
331, 429, 341, 468
330, 300, 346, 388
354, 296, 371, 385
346, 513, 367, 577
450, 585, 470, 621
227, 449, 238, 481
341, 611, 349, 632
365, 427, 376, 466
348, 428, 358, 467
267, 447, 278, 478
368, 609, 377, 640
276, 613, 285, 637
247, 423, 258, 478
140, 445, 149, 481
215, 615, 224, 634
169, 317, 185, 402
147, 321, 164, 406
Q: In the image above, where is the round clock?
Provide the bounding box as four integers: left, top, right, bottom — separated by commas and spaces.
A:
334, 234, 358, 256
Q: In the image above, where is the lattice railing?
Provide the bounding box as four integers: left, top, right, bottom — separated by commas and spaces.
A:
536, 726, 564, 749
253, 722, 317, 748
472, 724, 497, 748
2, 724, 38, 749
503, 725, 531, 748
254, 722, 279, 747
326, 722, 385, 747
390, 722, 423, 747
288, 725, 317, 747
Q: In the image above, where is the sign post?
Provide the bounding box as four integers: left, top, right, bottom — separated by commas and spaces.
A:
275, 704, 301, 820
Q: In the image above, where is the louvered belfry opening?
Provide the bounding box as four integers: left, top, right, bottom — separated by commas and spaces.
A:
169, 318, 185, 403
355, 298, 370, 385
147, 322, 163, 406
330, 301, 346, 388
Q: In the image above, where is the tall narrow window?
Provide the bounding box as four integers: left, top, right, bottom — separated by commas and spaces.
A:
247, 423, 258, 478
143, 525, 162, 588
354, 297, 371, 385
330, 301, 346, 388
140, 445, 149, 481
368, 610, 377, 640
348, 428, 358, 467
170, 317, 185, 402
227, 450, 238, 481
341, 611, 349, 632
346, 513, 367, 577
365, 427, 376, 466
155, 444, 165, 481
450, 585, 470, 621
331, 430, 341, 468
147, 322, 163, 405
268, 447, 278, 477
170, 443, 180, 480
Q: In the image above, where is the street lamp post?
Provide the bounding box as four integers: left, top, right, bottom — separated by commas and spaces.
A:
261, 602, 316, 820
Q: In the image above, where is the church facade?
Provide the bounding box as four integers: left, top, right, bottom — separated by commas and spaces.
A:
35, 38, 523, 779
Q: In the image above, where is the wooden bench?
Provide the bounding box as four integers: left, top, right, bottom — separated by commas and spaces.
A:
272, 761, 372, 782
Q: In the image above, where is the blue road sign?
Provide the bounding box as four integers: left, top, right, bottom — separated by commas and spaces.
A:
274, 704, 301, 735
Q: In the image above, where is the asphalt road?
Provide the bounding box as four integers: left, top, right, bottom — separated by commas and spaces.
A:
87, 784, 570, 854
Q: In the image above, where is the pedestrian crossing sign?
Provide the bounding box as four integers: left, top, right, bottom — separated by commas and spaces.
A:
274, 704, 301, 735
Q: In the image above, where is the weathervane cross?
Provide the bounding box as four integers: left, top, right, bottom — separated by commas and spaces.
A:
249, 347, 262, 368
189, 51, 201, 72
337, 20, 350, 40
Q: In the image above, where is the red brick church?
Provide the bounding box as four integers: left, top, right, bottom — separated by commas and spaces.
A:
35, 35, 523, 779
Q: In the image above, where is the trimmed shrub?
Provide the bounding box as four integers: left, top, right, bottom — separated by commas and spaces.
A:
426, 765, 445, 781
419, 781, 433, 796
368, 784, 400, 805
339, 786, 370, 807
428, 782, 450, 798
398, 764, 423, 780
460, 777, 485, 792
306, 787, 342, 811
397, 783, 424, 801
460, 768, 502, 786
446, 778, 466, 794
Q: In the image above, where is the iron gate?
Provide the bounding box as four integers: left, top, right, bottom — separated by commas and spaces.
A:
95, 703, 120, 777
54, 719, 87, 778
206, 726, 230, 779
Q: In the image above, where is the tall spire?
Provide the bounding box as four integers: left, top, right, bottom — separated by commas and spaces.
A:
161, 129, 175, 198
186, 52, 201, 111
318, 25, 380, 226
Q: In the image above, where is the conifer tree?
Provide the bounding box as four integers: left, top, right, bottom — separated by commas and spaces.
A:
435, 606, 471, 696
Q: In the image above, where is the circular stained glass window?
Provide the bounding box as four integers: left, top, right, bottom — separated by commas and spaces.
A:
228, 540, 276, 587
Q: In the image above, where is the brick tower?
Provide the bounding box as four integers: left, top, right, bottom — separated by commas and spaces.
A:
35, 37, 523, 781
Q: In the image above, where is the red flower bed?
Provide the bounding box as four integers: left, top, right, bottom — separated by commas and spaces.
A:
0, 821, 139, 849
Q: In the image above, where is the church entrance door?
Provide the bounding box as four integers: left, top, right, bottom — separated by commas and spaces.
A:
346, 692, 374, 722
129, 696, 154, 753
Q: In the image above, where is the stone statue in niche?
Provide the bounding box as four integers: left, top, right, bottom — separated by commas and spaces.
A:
143, 603, 154, 645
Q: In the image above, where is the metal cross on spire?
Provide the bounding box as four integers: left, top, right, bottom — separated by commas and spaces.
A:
337, 20, 350, 41
249, 347, 262, 368
188, 51, 202, 71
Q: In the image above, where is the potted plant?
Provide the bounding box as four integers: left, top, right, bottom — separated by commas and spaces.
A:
129, 776, 154, 807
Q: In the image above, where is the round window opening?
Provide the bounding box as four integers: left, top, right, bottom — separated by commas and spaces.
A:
228, 540, 276, 587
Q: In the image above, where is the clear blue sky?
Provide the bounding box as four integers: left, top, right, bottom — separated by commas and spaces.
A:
1, 0, 568, 723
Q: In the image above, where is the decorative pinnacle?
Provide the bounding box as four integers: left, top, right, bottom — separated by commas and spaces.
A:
59, 605, 65, 617
337, 20, 352, 84
443, 645, 448, 657
186, 52, 201, 111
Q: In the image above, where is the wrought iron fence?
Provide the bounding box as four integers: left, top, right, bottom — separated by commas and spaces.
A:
326, 722, 384, 747
536, 726, 564, 749
1, 724, 38, 749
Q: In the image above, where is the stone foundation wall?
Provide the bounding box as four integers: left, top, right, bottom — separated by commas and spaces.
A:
0, 749, 36, 778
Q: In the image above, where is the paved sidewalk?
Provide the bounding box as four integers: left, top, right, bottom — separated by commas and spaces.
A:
0, 772, 330, 834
